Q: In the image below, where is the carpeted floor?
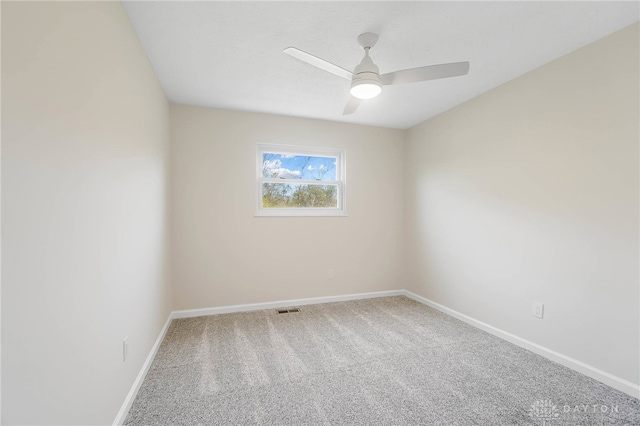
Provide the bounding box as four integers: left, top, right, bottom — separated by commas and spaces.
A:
124, 296, 639, 425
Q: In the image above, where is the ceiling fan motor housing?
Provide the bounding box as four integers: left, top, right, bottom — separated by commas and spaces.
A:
350, 48, 382, 99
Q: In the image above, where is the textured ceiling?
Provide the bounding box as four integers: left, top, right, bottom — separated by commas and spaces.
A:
122, 1, 639, 130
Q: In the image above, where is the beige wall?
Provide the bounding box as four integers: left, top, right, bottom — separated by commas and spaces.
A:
2, 2, 171, 424
405, 23, 639, 385
170, 105, 405, 310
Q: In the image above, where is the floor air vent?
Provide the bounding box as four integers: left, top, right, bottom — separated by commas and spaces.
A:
277, 308, 300, 314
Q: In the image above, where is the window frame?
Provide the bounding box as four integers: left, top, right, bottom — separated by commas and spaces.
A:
256, 143, 347, 217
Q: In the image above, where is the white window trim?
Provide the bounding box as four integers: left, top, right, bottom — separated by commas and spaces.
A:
256, 143, 347, 217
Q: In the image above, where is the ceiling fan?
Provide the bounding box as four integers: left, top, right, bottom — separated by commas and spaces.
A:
284, 32, 470, 115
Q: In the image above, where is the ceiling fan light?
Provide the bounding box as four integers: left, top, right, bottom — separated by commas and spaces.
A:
350, 78, 382, 100
350, 82, 382, 100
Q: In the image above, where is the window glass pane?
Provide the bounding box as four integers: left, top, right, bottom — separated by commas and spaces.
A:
262, 183, 338, 208
262, 153, 337, 181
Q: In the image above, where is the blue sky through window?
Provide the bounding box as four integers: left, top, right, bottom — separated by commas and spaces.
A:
262, 153, 337, 181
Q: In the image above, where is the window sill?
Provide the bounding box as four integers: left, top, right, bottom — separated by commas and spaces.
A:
255, 209, 348, 217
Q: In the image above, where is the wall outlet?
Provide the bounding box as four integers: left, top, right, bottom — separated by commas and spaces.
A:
123, 337, 129, 362
328, 268, 335, 279
532, 301, 544, 319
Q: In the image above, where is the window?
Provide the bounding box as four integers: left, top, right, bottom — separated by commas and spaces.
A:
256, 144, 346, 216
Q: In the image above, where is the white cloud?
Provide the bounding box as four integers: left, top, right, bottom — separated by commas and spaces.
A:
263, 159, 282, 169
319, 164, 327, 170
272, 168, 301, 179
307, 165, 314, 171
264, 158, 304, 179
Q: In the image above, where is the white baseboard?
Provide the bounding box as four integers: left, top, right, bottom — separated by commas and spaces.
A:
112, 315, 173, 426
402, 289, 640, 399
171, 290, 405, 319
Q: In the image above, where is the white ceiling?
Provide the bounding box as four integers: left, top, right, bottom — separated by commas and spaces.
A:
122, 1, 639, 130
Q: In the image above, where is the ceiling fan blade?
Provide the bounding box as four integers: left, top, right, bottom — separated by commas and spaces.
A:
343, 97, 361, 115
284, 47, 353, 80
380, 61, 470, 85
